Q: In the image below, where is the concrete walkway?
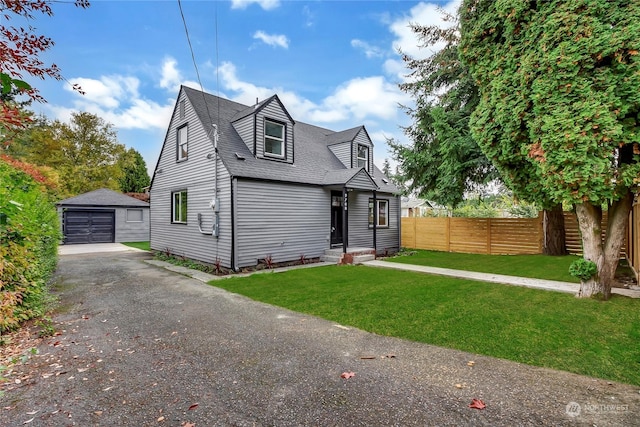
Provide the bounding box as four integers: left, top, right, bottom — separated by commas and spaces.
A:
147, 256, 640, 298
364, 260, 640, 299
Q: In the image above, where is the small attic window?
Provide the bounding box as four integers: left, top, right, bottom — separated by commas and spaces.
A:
357, 144, 369, 171
264, 119, 285, 158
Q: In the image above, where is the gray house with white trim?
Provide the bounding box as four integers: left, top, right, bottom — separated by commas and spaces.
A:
150, 86, 400, 270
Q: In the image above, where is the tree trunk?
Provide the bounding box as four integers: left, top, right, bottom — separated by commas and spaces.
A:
575, 192, 633, 300
543, 204, 567, 255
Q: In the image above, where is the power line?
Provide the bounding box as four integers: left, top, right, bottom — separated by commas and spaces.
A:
177, 0, 215, 128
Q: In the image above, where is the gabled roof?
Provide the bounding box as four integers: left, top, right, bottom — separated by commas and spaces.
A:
180, 86, 398, 194
323, 168, 378, 191
232, 94, 295, 124
57, 188, 150, 207
324, 126, 364, 146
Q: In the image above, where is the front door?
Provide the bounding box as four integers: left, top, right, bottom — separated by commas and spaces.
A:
330, 191, 343, 246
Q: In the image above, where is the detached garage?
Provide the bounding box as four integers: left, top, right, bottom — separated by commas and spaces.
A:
57, 188, 150, 244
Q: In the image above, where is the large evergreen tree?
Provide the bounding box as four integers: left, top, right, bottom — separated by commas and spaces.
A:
389, 14, 495, 208
460, 0, 640, 299
118, 148, 150, 193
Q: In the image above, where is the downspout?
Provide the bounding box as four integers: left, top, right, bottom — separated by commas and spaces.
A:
373, 190, 377, 253
230, 176, 236, 271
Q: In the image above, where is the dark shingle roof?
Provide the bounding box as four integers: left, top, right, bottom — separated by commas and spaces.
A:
182, 86, 399, 194
57, 188, 150, 207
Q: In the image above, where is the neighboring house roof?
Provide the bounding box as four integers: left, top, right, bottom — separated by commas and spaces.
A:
181, 86, 399, 194
57, 188, 150, 208
401, 198, 430, 209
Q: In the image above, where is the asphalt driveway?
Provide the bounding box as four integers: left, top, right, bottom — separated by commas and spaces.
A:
1, 250, 639, 426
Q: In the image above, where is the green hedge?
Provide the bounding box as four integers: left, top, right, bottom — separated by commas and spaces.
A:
0, 160, 60, 332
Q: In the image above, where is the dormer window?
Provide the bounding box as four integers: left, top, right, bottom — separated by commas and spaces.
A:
357, 144, 369, 170
264, 119, 285, 158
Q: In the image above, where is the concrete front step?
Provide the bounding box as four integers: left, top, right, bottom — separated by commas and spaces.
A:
322, 248, 376, 265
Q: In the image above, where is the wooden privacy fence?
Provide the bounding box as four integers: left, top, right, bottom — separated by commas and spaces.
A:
401, 212, 611, 256
401, 215, 543, 255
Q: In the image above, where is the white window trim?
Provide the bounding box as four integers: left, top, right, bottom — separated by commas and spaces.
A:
369, 199, 389, 228
357, 144, 369, 171
177, 124, 188, 162
172, 190, 187, 224
126, 208, 143, 223
264, 119, 285, 159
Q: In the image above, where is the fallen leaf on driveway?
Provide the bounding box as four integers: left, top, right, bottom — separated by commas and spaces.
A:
467, 361, 475, 367
182, 423, 195, 427
469, 399, 486, 410
157, 416, 165, 422
188, 403, 199, 410
23, 418, 34, 424
340, 371, 356, 379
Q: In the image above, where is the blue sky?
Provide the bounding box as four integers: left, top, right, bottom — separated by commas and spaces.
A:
25, 0, 460, 175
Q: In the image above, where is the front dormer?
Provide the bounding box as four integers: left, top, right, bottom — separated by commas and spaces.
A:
327, 126, 373, 172
231, 95, 295, 164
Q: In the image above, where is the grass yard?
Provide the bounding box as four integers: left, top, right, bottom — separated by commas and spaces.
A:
212, 265, 640, 386
122, 241, 150, 251
387, 250, 581, 283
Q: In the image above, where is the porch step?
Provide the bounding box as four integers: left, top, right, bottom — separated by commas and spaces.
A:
321, 248, 376, 265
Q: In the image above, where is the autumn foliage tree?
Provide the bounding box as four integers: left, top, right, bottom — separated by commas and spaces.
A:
0, 0, 89, 141
460, 0, 640, 299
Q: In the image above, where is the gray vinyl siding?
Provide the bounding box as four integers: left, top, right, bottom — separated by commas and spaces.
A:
150, 89, 233, 267
347, 192, 400, 254
328, 142, 352, 168
346, 170, 376, 190
232, 115, 255, 155
352, 129, 373, 172
255, 100, 294, 163
235, 180, 329, 267
115, 208, 150, 242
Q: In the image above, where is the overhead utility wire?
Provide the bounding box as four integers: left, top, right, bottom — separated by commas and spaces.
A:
177, 0, 215, 129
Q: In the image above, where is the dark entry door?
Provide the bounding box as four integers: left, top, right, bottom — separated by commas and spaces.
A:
330, 191, 343, 246
64, 210, 115, 244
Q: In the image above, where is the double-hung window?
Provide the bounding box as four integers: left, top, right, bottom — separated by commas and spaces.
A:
264, 119, 285, 158
172, 190, 188, 223
177, 125, 188, 161
368, 199, 389, 228
357, 145, 369, 170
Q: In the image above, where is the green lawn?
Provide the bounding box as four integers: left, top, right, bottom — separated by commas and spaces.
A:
387, 250, 581, 282
212, 265, 640, 386
121, 241, 150, 251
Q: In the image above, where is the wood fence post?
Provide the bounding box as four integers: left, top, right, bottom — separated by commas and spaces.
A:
487, 218, 492, 254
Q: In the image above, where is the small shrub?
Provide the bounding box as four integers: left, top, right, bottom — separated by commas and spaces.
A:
569, 259, 598, 281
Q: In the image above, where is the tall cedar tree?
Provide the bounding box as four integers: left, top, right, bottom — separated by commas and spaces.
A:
460, 0, 640, 298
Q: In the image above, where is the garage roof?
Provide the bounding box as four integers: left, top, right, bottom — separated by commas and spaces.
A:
57, 188, 149, 208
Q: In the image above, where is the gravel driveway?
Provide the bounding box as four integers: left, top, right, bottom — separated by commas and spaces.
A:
1, 250, 639, 426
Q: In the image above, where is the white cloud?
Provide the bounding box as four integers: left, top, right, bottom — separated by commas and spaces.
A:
159, 57, 201, 93
66, 76, 139, 109
253, 31, 289, 49
159, 57, 182, 90
389, 0, 461, 60
218, 61, 409, 125
231, 0, 280, 11
351, 39, 384, 59
320, 76, 410, 122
